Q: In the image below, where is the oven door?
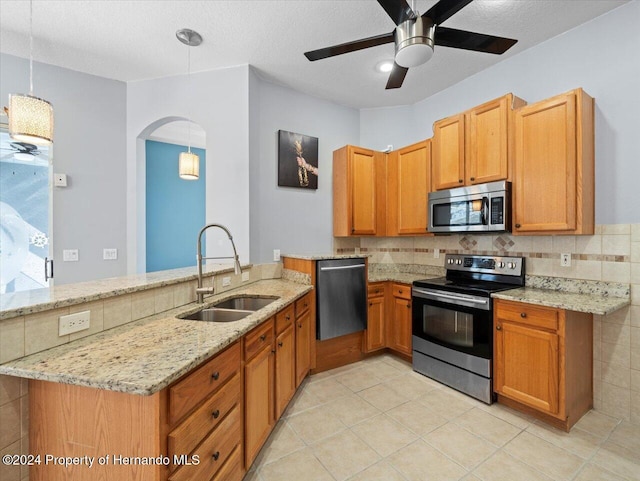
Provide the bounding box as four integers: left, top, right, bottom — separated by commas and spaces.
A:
412, 289, 492, 360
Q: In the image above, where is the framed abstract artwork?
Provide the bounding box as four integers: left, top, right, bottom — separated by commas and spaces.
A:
277, 130, 318, 189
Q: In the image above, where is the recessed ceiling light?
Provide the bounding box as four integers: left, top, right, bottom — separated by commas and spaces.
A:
376, 61, 394, 73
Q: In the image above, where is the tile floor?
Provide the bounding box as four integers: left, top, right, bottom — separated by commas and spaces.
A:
244, 354, 640, 481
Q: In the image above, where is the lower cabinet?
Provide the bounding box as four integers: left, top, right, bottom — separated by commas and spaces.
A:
295, 292, 313, 386
274, 306, 296, 419
364, 281, 412, 357
494, 298, 593, 431
388, 284, 412, 356
366, 282, 386, 352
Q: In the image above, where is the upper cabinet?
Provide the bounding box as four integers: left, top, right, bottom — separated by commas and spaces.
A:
387, 140, 431, 235
513, 88, 594, 235
432, 94, 526, 191
333, 145, 386, 236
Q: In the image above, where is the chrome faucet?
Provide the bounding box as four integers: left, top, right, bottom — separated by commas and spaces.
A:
196, 224, 242, 303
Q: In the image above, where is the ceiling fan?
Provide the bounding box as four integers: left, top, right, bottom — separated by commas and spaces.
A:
304, 0, 518, 89
0, 141, 42, 161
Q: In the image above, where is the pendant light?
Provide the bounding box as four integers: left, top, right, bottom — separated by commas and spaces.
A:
5, 0, 54, 145
176, 28, 202, 180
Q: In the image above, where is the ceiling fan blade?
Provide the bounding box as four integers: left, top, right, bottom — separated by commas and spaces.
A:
304, 32, 395, 61
435, 27, 517, 54
385, 63, 409, 89
377, 0, 415, 26
423, 0, 473, 25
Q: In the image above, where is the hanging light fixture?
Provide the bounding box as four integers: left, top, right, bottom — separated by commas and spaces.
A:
176, 28, 202, 180
5, 0, 54, 145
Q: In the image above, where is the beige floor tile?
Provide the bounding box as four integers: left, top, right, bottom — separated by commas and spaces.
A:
473, 451, 553, 481
358, 383, 410, 411
608, 421, 640, 452
351, 414, 418, 457
383, 372, 440, 399
258, 448, 334, 481
387, 400, 448, 436
254, 420, 306, 466
424, 423, 497, 470
311, 430, 380, 481
454, 408, 522, 447
0, 440, 22, 481
416, 388, 475, 420
366, 359, 408, 378
503, 431, 585, 481
387, 439, 467, 481
574, 409, 620, 437
335, 366, 384, 392
243, 467, 264, 481
525, 422, 603, 459
287, 404, 347, 444
283, 385, 323, 417
379, 356, 413, 372
477, 402, 535, 429
573, 463, 630, 481
306, 378, 352, 403
323, 393, 381, 427
591, 440, 640, 480
346, 460, 407, 481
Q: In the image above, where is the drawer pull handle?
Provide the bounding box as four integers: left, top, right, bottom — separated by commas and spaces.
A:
496, 325, 502, 331
212, 409, 220, 419
211, 372, 220, 381
260, 334, 267, 341
520, 312, 527, 318
212, 451, 220, 461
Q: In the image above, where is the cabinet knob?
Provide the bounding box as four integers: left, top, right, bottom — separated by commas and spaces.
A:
470, 177, 475, 181
496, 325, 502, 331
304, 302, 308, 308
458, 179, 463, 183
286, 314, 291, 320
260, 334, 266, 341
399, 289, 403, 294
520, 312, 527, 318
278, 340, 283, 347
515, 223, 521, 228
212, 451, 220, 461
212, 409, 220, 419
271, 349, 276, 354
369, 302, 373, 307
211, 372, 220, 381
406, 303, 411, 308
298, 323, 302, 328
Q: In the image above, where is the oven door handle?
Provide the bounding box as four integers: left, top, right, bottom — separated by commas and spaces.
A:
412, 288, 489, 306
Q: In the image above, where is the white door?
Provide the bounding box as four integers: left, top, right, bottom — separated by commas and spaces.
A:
0, 119, 52, 293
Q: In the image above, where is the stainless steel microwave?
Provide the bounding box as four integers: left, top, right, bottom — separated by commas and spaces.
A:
428, 181, 511, 233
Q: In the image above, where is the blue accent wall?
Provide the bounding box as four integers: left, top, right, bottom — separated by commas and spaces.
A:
146, 140, 205, 272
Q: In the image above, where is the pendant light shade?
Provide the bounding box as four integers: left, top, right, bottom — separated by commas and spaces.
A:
7, 93, 54, 145
179, 151, 200, 180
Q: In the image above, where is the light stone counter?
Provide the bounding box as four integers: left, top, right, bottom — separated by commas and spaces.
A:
0, 279, 311, 395
368, 272, 435, 285
282, 254, 369, 260
492, 287, 629, 315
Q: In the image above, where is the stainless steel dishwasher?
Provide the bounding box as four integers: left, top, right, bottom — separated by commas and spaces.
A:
316, 258, 367, 340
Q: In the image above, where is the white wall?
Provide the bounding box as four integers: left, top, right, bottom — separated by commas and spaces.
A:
249, 72, 360, 262
0, 53, 127, 284
359, 1, 640, 224
359, 104, 415, 152
126, 65, 251, 272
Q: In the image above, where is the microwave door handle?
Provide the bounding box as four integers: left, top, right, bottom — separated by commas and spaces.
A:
482, 197, 489, 225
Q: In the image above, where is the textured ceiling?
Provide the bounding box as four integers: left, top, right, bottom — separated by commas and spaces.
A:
0, 0, 629, 109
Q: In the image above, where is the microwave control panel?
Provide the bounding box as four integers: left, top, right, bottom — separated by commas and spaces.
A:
490, 197, 504, 225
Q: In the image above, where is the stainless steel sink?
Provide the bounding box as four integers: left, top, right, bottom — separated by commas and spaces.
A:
213, 296, 278, 311
180, 308, 253, 322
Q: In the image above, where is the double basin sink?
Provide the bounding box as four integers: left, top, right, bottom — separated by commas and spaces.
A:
179, 296, 279, 322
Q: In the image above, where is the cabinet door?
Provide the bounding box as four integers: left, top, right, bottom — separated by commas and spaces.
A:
389, 296, 412, 356
350, 147, 378, 235
432, 113, 465, 190
295, 310, 312, 387
467, 96, 509, 185
366, 295, 386, 352
274, 323, 296, 419
244, 344, 274, 467
495, 320, 559, 415
514, 93, 577, 232
387, 140, 431, 235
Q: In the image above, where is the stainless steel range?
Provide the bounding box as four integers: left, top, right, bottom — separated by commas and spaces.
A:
411, 254, 525, 404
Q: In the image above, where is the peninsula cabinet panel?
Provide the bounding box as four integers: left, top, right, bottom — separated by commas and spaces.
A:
295, 308, 312, 386
274, 323, 296, 419
387, 140, 431, 235
388, 284, 412, 357
333, 145, 386, 236
432, 113, 465, 190
513, 88, 594, 235
365, 282, 386, 352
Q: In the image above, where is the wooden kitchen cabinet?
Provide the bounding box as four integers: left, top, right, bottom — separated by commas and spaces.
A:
295, 292, 313, 386
274, 310, 296, 419
432, 93, 526, 191
513, 88, 594, 235
365, 282, 386, 352
494, 299, 593, 431
387, 283, 412, 357
333, 145, 386, 236
387, 140, 432, 235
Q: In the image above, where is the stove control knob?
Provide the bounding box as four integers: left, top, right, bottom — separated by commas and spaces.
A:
448, 259, 454, 265
456, 259, 463, 265
497, 262, 505, 268
508, 262, 516, 269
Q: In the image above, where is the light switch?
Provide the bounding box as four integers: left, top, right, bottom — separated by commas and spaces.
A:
103, 248, 118, 260
63, 249, 79, 261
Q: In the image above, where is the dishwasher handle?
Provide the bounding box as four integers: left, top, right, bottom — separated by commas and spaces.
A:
319, 264, 365, 272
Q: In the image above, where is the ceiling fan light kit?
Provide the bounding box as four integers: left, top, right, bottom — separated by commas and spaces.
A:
394, 16, 435, 68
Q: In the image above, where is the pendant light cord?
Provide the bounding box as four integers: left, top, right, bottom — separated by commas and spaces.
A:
187, 42, 192, 154
29, 0, 34, 95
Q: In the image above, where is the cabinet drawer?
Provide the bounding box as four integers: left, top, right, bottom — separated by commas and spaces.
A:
368, 283, 385, 298
168, 405, 241, 481
276, 304, 295, 334
295, 292, 312, 318
168, 373, 240, 462
496, 300, 559, 331
244, 318, 274, 360
169, 342, 240, 425
211, 444, 242, 481
392, 283, 411, 300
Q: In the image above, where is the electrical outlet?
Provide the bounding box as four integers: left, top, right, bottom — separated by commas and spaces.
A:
53, 173, 67, 187
434, 248, 440, 259
273, 249, 281, 262
59, 311, 90, 336
560, 253, 572, 267
103, 248, 118, 260
63, 249, 79, 262
222, 276, 231, 287
242, 272, 250, 282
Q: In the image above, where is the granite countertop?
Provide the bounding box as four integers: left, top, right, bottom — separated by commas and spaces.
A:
0, 279, 311, 396
492, 287, 630, 315
282, 253, 369, 260
368, 272, 435, 285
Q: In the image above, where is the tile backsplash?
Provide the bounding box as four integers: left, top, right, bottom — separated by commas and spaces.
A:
335, 224, 639, 424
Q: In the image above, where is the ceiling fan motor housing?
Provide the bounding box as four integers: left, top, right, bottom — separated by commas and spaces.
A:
395, 16, 435, 68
